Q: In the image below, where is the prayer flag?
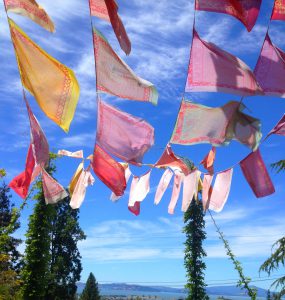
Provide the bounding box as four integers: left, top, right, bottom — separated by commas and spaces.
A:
254, 34, 285, 98
89, 0, 131, 55
208, 168, 233, 212
202, 174, 214, 211
42, 168, 68, 204
200, 147, 216, 174
5, 0, 55, 32
96, 99, 155, 165
128, 201, 140, 216
93, 27, 158, 104
271, 0, 285, 20
128, 171, 151, 206
168, 170, 183, 215
195, 0, 261, 32
268, 114, 285, 136
58, 150, 84, 159
240, 149, 275, 198
186, 29, 263, 96
69, 162, 84, 196
9, 19, 80, 132
154, 168, 174, 205
91, 144, 126, 196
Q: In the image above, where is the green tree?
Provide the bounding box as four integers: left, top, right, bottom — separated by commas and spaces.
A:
80, 272, 101, 300
183, 198, 209, 300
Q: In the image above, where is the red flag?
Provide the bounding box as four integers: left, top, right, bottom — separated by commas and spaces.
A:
200, 147, 216, 174
271, 0, 285, 21
268, 115, 285, 136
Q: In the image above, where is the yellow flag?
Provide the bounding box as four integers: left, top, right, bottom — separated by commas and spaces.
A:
9, 18, 80, 132
69, 162, 84, 196
5, 0, 55, 32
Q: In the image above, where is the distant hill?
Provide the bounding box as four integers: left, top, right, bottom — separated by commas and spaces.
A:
76, 282, 269, 297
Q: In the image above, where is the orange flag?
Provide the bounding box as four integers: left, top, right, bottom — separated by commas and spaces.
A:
9, 18, 80, 132
5, 0, 55, 32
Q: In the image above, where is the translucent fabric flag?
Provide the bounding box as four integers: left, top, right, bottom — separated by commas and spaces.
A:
271, 0, 285, 20
208, 168, 233, 213
254, 34, 285, 98
195, 0, 261, 32
155, 144, 190, 175
268, 114, 285, 136
9, 19, 80, 132
96, 99, 154, 165
89, 0, 131, 55
128, 171, 151, 207
25, 98, 49, 167
93, 28, 158, 104
200, 147, 216, 174
181, 170, 201, 212
69, 162, 84, 196
58, 150, 84, 159
41, 168, 68, 204
171, 100, 261, 150
70, 169, 95, 209
5, 0, 55, 32
91, 144, 126, 196
168, 170, 183, 215
240, 149, 275, 198
202, 174, 214, 211
154, 169, 174, 205
110, 163, 132, 201
186, 29, 263, 96
9, 144, 35, 199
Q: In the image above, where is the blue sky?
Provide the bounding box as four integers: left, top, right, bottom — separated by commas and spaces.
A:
1, 0, 285, 292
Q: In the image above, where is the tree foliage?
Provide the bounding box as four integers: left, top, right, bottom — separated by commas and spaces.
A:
183, 198, 209, 300
80, 272, 101, 300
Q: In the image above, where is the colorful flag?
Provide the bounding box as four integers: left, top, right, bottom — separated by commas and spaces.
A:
5, 0, 55, 32
9, 144, 35, 199
271, 0, 285, 20
240, 149, 275, 198
91, 144, 126, 196
168, 170, 183, 214
182, 170, 201, 212
93, 27, 158, 104
89, 0, 131, 55
208, 168, 233, 212
41, 168, 68, 204
202, 174, 214, 211
254, 34, 285, 98
9, 19, 80, 132
171, 100, 261, 150
186, 29, 263, 96
96, 99, 155, 165
155, 144, 190, 175
128, 171, 151, 206
154, 169, 174, 205
69, 162, 84, 196
195, 0, 261, 32
58, 150, 84, 159
200, 147, 216, 174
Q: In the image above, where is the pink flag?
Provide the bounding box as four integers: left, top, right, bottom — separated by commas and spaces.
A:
200, 147, 216, 174
25, 98, 49, 167
155, 144, 190, 175
93, 28, 158, 104
58, 149, 84, 159
128, 171, 151, 207
186, 29, 263, 96
89, 0, 131, 55
208, 169, 233, 213
9, 144, 35, 199
96, 99, 155, 165
195, 0, 261, 32
91, 144, 126, 196
154, 169, 174, 205
128, 201, 140, 216
202, 174, 214, 211
41, 168, 68, 204
182, 170, 201, 212
70, 170, 95, 209
271, 0, 285, 20
268, 114, 285, 136
254, 34, 285, 98
171, 100, 261, 150
240, 149, 275, 198
110, 164, 132, 201
168, 170, 183, 215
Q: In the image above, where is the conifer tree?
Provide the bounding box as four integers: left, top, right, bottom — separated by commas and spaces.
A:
183, 198, 209, 300
80, 272, 101, 300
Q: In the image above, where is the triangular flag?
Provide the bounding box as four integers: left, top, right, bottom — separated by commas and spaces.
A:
89, 0, 131, 55
5, 0, 55, 32
200, 147, 216, 174
268, 114, 285, 137
254, 33, 285, 98
195, 0, 261, 32
271, 0, 285, 20
186, 29, 263, 96
9, 19, 80, 132
93, 27, 158, 104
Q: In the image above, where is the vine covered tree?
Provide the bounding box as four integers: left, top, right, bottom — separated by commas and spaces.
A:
80, 272, 101, 300
183, 198, 209, 300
